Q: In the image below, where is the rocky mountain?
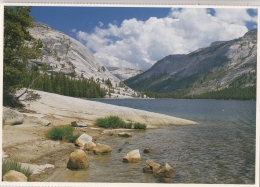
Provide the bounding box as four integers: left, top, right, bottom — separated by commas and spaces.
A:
28, 23, 136, 98
106, 67, 144, 81
124, 29, 257, 99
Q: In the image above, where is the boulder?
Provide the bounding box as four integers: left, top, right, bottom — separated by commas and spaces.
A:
67, 149, 89, 169
143, 159, 162, 173
3, 107, 24, 126
143, 148, 156, 153
118, 132, 132, 138
93, 143, 112, 155
71, 121, 87, 127
75, 133, 92, 147
154, 163, 175, 179
36, 117, 51, 126
84, 142, 96, 151
123, 149, 141, 163
3, 170, 28, 182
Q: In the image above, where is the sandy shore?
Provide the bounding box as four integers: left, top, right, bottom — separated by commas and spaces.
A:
2, 89, 198, 181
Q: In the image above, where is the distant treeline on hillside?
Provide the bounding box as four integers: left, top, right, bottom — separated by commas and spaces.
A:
144, 86, 256, 100
22, 67, 106, 98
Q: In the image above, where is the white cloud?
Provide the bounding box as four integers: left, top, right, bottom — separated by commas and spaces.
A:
70, 28, 77, 33
77, 8, 257, 69
99, 21, 103, 27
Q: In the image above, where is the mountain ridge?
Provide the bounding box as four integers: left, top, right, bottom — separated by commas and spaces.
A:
124, 28, 257, 99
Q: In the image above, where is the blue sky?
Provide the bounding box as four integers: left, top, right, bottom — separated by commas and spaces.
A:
29, 6, 258, 69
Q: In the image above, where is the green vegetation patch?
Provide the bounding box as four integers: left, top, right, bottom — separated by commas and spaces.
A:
133, 122, 147, 130
95, 116, 146, 130
2, 159, 32, 178
46, 126, 80, 142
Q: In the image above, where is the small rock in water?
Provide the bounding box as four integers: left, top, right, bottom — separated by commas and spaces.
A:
118, 132, 132, 138
154, 163, 175, 179
123, 149, 141, 163
143, 148, 156, 153
75, 133, 92, 147
143, 159, 162, 173
93, 143, 112, 155
84, 142, 96, 151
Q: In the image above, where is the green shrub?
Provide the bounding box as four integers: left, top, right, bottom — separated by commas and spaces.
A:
133, 122, 147, 130
2, 159, 32, 178
46, 126, 78, 142
95, 116, 146, 130
95, 116, 126, 129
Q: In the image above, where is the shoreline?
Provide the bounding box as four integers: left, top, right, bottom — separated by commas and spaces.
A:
2, 89, 198, 182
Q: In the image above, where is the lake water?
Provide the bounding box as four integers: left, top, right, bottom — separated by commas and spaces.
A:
55, 99, 256, 184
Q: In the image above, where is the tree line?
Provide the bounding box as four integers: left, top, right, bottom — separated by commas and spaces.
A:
22, 67, 107, 98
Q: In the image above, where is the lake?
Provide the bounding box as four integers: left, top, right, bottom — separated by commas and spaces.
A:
56, 99, 256, 184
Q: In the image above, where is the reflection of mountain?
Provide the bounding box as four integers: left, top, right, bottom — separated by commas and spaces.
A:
28, 22, 136, 98
125, 29, 257, 99
106, 67, 144, 81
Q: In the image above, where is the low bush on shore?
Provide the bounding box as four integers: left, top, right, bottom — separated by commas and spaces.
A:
46, 126, 79, 142
95, 116, 146, 130
133, 122, 147, 130
2, 159, 32, 178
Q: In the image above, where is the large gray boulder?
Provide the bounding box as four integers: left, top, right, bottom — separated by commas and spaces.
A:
75, 133, 92, 147
3, 107, 24, 126
3, 170, 28, 182
123, 149, 141, 163
67, 149, 89, 169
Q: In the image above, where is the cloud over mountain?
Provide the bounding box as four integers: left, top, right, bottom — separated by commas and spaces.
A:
77, 8, 257, 70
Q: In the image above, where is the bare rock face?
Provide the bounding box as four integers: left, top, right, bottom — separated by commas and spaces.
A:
3, 107, 24, 126
75, 133, 92, 147
3, 170, 28, 182
143, 159, 162, 173
118, 132, 132, 138
93, 143, 112, 155
84, 142, 96, 151
154, 163, 175, 182
36, 117, 51, 126
71, 121, 87, 127
67, 149, 89, 169
123, 149, 141, 163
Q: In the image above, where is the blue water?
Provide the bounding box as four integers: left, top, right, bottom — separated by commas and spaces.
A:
58, 99, 256, 184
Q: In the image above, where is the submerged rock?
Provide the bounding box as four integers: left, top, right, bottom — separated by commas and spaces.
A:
143, 159, 162, 173
123, 149, 141, 163
3, 107, 24, 126
118, 132, 132, 138
3, 170, 28, 182
75, 133, 92, 147
143, 148, 156, 153
154, 163, 175, 180
71, 121, 87, 127
93, 143, 112, 155
67, 149, 89, 169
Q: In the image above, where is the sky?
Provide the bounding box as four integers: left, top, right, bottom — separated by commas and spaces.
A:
30, 6, 258, 70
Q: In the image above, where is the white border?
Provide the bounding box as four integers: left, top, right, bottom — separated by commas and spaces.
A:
0, 1, 259, 187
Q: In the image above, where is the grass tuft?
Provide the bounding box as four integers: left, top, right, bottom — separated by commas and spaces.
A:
133, 122, 147, 130
46, 126, 79, 142
2, 159, 32, 178
95, 116, 146, 130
